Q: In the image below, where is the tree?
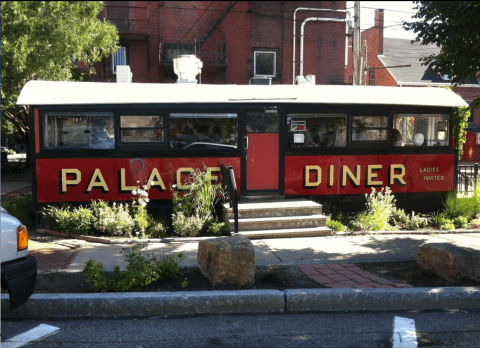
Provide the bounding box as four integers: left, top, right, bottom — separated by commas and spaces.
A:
1, 1, 119, 149
403, 1, 480, 107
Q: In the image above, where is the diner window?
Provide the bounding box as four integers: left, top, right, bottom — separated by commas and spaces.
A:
120, 116, 165, 143
44, 112, 114, 150
170, 113, 238, 150
287, 114, 347, 148
254, 50, 276, 77
351, 116, 388, 142
393, 114, 449, 147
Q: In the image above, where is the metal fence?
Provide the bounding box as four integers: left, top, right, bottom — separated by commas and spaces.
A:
457, 163, 479, 194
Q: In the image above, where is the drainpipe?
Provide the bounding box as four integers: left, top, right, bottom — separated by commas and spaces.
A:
299, 17, 350, 78
293, 8, 350, 84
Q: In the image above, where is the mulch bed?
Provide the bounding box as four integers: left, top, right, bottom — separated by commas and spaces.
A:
32, 260, 480, 294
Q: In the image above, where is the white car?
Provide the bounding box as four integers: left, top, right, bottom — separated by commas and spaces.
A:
1, 207, 37, 310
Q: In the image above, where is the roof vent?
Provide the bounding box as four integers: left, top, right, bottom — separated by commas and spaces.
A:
296, 74, 315, 85
173, 55, 203, 83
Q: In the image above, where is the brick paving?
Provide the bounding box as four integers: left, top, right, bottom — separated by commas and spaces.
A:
298, 263, 413, 289
28, 241, 81, 270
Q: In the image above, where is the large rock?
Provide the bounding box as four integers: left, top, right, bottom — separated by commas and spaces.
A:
416, 243, 480, 282
197, 234, 255, 288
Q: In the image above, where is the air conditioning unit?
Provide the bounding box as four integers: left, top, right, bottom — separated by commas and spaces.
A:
249, 77, 271, 85
116, 65, 133, 83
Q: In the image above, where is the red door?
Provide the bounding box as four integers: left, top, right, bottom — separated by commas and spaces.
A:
245, 110, 279, 191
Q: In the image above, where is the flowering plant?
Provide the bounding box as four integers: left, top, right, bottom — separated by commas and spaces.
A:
132, 181, 151, 207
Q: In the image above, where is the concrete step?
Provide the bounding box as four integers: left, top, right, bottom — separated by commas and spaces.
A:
228, 214, 328, 231
233, 226, 332, 239
224, 200, 323, 219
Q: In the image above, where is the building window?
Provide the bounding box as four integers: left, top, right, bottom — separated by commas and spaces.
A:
351, 116, 388, 142
120, 116, 165, 143
44, 112, 115, 150
287, 114, 347, 148
110, 47, 127, 74
254, 50, 276, 77
393, 114, 449, 147
369, 69, 375, 86
170, 113, 238, 150
163, 44, 194, 64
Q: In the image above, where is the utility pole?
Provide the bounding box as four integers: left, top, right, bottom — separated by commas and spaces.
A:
353, 1, 361, 85
362, 40, 368, 85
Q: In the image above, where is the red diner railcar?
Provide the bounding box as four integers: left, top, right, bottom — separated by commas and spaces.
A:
17, 81, 467, 218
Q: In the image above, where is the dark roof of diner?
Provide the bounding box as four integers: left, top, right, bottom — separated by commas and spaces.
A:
17, 80, 468, 108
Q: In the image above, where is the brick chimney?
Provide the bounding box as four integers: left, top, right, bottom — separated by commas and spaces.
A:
375, 9, 384, 55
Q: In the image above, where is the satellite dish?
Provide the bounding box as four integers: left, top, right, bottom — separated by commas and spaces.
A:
413, 133, 425, 146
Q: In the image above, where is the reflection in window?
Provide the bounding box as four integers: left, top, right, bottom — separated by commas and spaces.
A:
44, 113, 114, 150
393, 114, 449, 147
287, 114, 346, 148
351, 116, 388, 141
246, 111, 279, 133
120, 116, 164, 143
170, 113, 238, 150
254, 50, 276, 77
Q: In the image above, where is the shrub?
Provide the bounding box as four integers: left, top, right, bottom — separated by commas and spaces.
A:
90, 200, 135, 236
3, 192, 34, 226
83, 245, 184, 292
42, 204, 94, 235
171, 167, 225, 236
431, 212, 455, 230
205, 219, 230, 236
453, 216, 468, 229
143, 218, 168, 239
469, 218, 480, 228
443, 192, 477, 220
404, 211, 429, 230
350, 187, 396, 231
327, 218, 346, 232
389, 207, 409, 229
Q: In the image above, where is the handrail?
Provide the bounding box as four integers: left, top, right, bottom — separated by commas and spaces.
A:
221, 165, 239, 234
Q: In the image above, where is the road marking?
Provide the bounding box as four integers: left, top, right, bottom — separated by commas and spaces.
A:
3, 324, 60, 348
392, 316, 418, 348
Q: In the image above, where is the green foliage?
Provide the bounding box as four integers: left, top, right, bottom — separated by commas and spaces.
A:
83, 245, 184, 292
431, 212, 455, 230
404, 1, 480, 108
3, 192, 34, 226
453, 216, 469, 229
450, 106, 471, 159
1, 1, 119, 139
91, 201, 135, 236
42, 204, 94, 235
171, 167, 226, 237
389, 208, 429, 230
350, 187, 396, 231
443, 191, 478, 220
326, 218, 346, 232
205, 219, 230, 236
181, 279, 189, 288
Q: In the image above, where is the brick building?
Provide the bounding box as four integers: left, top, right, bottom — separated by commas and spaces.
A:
92, 1, 349, 85
345, 9, 480, 162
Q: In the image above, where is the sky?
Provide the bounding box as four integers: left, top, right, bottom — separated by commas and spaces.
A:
346, 1, 420, 40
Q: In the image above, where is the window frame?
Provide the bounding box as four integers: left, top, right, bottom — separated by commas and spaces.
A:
350, 115, 389, 143
253, 50, 277, 78
119, 115, 166, 144
110, 46, 127, 74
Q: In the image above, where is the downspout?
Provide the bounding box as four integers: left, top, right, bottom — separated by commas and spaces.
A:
293, 8, 349, 84
299, 17, 350, 78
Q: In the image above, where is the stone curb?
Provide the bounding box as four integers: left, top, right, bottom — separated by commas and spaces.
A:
3, 287, 480, 319
35, 228, 480, 245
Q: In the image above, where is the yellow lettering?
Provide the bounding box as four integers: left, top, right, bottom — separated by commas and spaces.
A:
207, 167, 221, 189
86, 168, 109, 192
61, 169, 81, 193
146, 168, 166, 191
328, 165, 334, 187
176, 167, 194, 189
304, 165, 321, 187
389, 164, 406, 186
367, 164, 383, 186
342, 165, 361, 187
120, 168, 137, 191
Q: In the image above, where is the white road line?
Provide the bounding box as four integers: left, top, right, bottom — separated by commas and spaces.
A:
392, 316, 418, 348
2, 324, 60, 348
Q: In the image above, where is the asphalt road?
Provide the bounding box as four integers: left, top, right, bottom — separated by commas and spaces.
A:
3, 311, 480, 347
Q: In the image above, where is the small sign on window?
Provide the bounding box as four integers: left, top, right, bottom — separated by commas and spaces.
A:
294, 133, 304, 143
